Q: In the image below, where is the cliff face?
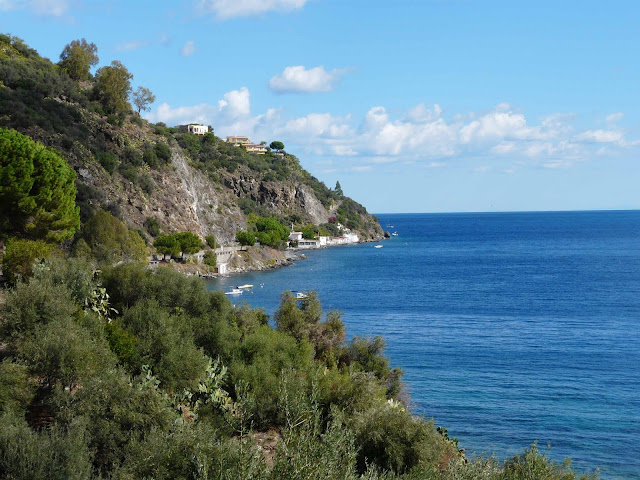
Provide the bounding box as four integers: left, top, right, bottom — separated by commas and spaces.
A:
0, 34, 382, 243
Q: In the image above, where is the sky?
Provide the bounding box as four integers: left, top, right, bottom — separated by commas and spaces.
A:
1, 0, 639, 213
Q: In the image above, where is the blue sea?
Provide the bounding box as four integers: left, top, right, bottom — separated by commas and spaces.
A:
207, 211, 640, 479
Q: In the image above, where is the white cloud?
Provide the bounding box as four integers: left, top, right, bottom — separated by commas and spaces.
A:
181, 40, 195, 57
279, 113, 351, 137
269, 66, 347, 93
606, 112, 624, 124
197, 0, 307, 19
116, 41, 148, 52
146, 91, 639, 171
217, 87, 251, 118
576, 129, 624, 144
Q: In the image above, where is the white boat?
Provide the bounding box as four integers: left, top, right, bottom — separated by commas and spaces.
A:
374, 245, 383, 248
391, 232, 398, 236
292, 291, 308, 299
237, 284, 253, 289
224, 288, 243, 295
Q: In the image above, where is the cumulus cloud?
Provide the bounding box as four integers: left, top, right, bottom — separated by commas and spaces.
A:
217, 87, 251, 118
269, 66, 348, 93
197, 0, 307, 19
146, 90, 639, 171
181, 40, 195, 57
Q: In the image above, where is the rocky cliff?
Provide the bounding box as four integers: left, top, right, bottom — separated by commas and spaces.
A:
0, 34, 382, 244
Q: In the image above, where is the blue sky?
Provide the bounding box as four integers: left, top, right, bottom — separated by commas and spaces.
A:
2, 0, 639, 213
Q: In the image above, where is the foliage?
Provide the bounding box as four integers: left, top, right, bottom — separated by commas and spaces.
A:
203, 250, 217, 268
335, 180, 344, 196
269, 140, 284, 152
94, 60, 133, 114
236, 230, 256, 246
143, 216, 162, 237
0, 412, 94, 480
153, 231, 203, 258
0, 128, 80, 242
81, 210, 147, 264
58, 38, 98, 81
1, 238, 54, 284
205, 234, 217, 248
131, 86, 155, 114
97, 151, 118, 174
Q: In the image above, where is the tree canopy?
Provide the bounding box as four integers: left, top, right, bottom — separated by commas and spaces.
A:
94, 61, 133, 113
0, 128, 80, 243
58, 38, 99, 81
153, 232, 203, 258
335, 181, 344, 197
132, 86, 155, 114
81, 210, 147, 264
269, 141, 285, 152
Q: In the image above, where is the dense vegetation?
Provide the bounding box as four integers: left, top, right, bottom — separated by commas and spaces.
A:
0, 257, 599, 479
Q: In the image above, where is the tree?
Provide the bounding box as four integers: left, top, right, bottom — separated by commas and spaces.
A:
153, 235, 180, 258
82, 210, 147, 264
58, 38, 99, 81
269, 141, 284, 153
335, 181, 344, 197
0, 128, 80, 243
132, 86, 156, 115
235, 231, 256, 246
174, 232, 203, 255
94, 61, 133, 114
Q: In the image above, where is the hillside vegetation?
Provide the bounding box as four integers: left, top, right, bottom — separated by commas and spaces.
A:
0, 33, 382, 245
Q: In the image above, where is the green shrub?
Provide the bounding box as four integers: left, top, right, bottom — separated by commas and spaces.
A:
0, 412, 94, 480
236, 230, 256, 246
205, 234, 217, 249
97, 151, 118, 174
204, 250, 216, 268
1, 238, 54, 284
143, 216, 162, 237
82, 210, 147, 264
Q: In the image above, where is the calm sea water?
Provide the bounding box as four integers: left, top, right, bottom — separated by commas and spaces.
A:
208, 211, 640, 479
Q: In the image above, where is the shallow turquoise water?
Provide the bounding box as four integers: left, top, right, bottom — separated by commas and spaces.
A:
208, 211, 640, 479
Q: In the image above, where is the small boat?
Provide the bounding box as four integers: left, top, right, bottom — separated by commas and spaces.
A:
391, 232, 398, 236
224, 288, 243, 295
237, 284, 253, 289
386, 224, 394, 228
292, 291, 308, 300
374, 245, 383, 248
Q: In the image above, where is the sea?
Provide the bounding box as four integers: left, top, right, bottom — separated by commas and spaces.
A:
207, 210, 640, 479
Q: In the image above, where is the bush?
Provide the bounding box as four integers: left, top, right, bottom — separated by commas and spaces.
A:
203, 250, 216, 268
236, 230, 256, 246
1, 238, 54, 284
351, 403, 452, 475
143, 216, 162, 237
205, 234, 217, 249
82, 210, 147, 264
97, 151, 118, 174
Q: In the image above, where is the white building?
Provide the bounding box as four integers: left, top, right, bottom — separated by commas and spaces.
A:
289, 232, 303, 242
297, 239, 321, 249
180, 124, 209, 135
